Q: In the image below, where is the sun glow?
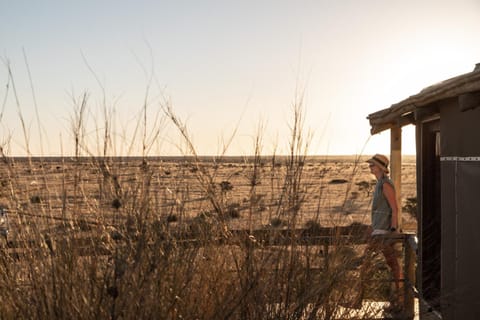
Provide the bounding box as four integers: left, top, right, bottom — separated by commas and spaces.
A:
1, 1, 480, 157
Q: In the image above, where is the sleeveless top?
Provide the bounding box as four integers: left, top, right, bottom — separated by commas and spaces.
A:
371, 176, 394, 231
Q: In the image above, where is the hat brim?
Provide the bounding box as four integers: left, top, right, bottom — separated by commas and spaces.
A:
366, 158, 389, 173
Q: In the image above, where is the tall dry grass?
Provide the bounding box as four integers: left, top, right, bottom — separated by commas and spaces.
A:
0, 66, 395, 319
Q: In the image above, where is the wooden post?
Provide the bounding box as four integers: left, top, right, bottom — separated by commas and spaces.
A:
391, 126, 404, 304
404, 235, 416, 319
390, 126, 402, 230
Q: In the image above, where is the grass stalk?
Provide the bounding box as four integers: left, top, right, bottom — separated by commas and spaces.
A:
0, 68, 406, 319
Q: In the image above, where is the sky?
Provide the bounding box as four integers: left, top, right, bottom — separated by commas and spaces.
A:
1, 0, 480, 157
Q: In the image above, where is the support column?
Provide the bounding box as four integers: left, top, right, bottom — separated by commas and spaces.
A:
390, 125, 402, 230
391, 125, 404, 307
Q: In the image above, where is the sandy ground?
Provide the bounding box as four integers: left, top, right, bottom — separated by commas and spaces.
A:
0, 155, 417, 236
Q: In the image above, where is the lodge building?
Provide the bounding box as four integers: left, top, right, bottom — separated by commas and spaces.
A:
367, 63, 480, 320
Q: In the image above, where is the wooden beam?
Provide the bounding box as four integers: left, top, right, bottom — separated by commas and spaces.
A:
390, 126, 402, 230
370, 113, 416, 135
458, 90, 480, 111
390, 125, 404, 305
404, 236, 417, 318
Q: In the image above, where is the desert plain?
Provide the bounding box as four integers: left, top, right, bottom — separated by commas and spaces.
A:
0, 155, 417, 238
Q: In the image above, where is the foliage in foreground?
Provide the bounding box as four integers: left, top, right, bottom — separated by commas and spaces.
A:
0, 83, 392, 319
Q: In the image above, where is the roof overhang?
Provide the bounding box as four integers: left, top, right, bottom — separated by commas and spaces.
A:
368, 64, 480, 135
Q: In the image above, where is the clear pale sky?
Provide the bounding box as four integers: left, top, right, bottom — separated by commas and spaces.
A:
2, 0, 480, 157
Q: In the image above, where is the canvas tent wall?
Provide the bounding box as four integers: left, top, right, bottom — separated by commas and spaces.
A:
367, 63, 480, 320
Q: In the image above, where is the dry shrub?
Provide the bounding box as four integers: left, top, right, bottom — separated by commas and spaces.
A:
0, 155, 392, 319
0, 79, 394, 319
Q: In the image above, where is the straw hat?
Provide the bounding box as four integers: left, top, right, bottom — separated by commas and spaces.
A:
366, 154, 389, 173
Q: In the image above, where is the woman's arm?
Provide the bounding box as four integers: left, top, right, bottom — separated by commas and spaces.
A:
383, 182, 398, 230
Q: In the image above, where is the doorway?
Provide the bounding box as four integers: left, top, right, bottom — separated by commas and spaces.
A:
420, 119, 441, 310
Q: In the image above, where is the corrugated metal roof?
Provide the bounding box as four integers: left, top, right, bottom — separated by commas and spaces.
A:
367, 63, 480, 134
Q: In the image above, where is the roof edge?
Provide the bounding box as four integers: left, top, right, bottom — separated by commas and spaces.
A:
368, 64, 480, 134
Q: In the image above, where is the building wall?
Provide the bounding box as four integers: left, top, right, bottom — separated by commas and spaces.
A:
441, 98, 480, 156
439, 101, 480, 319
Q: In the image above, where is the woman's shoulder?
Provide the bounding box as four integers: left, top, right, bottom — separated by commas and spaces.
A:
380, 176, 395, 189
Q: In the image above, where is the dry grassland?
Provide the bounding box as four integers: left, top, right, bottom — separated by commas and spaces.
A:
1, 155, 416, 235
0, 155, 417, 319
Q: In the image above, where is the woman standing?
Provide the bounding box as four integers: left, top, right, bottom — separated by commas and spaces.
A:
366, 154, 402, 312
